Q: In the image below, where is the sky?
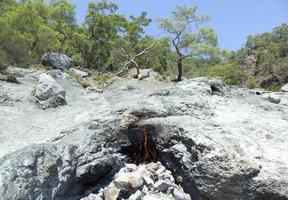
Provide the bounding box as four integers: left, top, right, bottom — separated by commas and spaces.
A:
70, 0, 288, 51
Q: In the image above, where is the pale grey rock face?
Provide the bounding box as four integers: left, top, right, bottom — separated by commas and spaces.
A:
41, 52, 74, 71
0, 68, 288, 200
281, 83, 288, 92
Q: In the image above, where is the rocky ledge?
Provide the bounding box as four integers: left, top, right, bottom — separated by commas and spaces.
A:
0, 68, 288, 200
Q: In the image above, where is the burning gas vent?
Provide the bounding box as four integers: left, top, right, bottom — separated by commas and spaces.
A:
121, 124, 158, 164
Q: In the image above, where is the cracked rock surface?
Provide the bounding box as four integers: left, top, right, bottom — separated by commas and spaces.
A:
0, 68, 288, 200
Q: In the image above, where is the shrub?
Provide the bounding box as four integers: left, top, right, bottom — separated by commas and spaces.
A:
267, 83, 281, 92
66, 70, 91, 88
246, 77, 260, 89
91, 72, 113, 85
201, 63, 259, 88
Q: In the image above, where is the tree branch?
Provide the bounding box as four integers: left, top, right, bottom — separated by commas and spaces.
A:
117, 43, 155, 78
134, 42, 155, 58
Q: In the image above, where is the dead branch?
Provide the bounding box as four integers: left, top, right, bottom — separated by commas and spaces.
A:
116, 42, 155, 78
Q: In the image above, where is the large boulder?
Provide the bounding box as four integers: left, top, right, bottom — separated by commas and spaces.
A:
41, 52, 74, 71
281, 83, 288, 92
34, 73, 66, 109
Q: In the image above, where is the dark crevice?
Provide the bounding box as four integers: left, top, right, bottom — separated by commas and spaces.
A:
120, 124, 158, 164
211, 84, 223, 95
119, 123, 206, 199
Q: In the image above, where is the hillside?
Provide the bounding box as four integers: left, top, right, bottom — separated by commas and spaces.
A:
236, 23, 288, 90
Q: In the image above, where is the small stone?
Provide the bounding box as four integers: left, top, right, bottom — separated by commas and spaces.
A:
176, 176, 183, 183
156, 166, 166, 175
103, 186, 120, 200
281, 83, 288, 92
142, 193, 174, 200
169, 175, 175, 183
173, 188, 191, 200
87, 87, 103, 93
128, 190, 142, 200
120, 115, 138, 128
261, 93, 281, 104
158, 172, 172, 180
143, 175, 154, 186
125, 163, 137, 172
121, 85, 137, 91
145, 162, 158, 174
154, 180, 176, 192
114, 172, 143, 190
22, 157, 35, 167
166, 187, 174, 195
142, 185, 149, 193
80, 193, 103, 200
145, 162, 158, 170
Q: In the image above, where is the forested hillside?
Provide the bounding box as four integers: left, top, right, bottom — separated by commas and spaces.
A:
0, 0, 287, 90
0, 0, 174, 74
234, 23, 288, 90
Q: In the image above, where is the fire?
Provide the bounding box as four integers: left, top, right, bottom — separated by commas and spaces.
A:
132, 125, 157, 164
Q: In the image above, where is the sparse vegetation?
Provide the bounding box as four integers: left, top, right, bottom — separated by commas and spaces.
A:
234, 23, 288, 89
66, 70, 91, 88
199, 63, 260, 88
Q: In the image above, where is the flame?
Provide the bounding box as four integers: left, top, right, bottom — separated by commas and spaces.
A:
132, 125, 157, 164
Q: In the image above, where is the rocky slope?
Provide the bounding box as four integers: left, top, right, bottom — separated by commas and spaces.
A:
0, 67, 288, 200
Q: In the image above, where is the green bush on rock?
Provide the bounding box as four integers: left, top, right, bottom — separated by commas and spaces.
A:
200, 63, 260, 88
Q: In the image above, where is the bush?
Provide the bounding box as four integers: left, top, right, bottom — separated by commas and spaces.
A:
267, 83, 281, 92
201, 63, 259, 88
246, 77, 260, 89
91, 72, 113, 85
66, 70, 91, 88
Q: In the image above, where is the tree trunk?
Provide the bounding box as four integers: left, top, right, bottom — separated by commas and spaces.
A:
176, 59, 183, 82
136, 66, 140, 77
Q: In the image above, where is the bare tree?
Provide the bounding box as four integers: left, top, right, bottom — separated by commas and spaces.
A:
117, 43, 155, 78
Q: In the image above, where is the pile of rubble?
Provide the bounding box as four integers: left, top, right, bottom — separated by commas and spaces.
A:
81, 162, 191, 200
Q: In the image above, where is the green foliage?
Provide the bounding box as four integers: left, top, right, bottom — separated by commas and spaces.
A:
0, 0, 78, 64
85, 0, 123, 69
66, 70, 91, 88
200, 63, 259, 88
159, 5, 221, 80
235, 23, 288, 88
246, 77, 260, 89
91, 72, 113, 85
267, 83, 281, 92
